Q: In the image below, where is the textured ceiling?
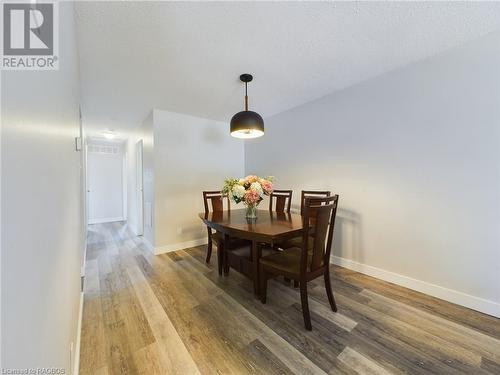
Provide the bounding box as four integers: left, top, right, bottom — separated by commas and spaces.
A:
75, 1, 500, 132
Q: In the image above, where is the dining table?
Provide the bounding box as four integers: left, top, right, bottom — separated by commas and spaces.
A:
198, 208, 305, 296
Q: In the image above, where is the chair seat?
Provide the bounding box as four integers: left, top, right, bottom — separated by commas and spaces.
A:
276, 235, 314, 251
230, 245, 279, 259
259, 247, 311, 275
211, 232, 250, 249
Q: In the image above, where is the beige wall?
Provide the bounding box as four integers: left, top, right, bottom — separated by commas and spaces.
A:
245, 32, 500, 317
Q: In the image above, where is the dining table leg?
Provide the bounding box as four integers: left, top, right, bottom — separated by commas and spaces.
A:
252, 240, 260, 297
223, 233, 230, 276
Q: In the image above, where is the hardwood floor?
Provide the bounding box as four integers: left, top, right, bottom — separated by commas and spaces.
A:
80, 222, 500, 375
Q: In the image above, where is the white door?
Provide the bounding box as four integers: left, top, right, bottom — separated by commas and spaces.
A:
136, 140, 144, 236
87, 144, 124, 224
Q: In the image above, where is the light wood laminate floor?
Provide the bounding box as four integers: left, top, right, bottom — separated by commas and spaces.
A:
80, 222, 500, 375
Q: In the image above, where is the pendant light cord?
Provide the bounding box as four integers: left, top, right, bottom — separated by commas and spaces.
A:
244, 82, 249, 111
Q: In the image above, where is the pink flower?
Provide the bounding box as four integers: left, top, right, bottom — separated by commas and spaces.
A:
260, 180, 273, 195
244, 189, 260, 205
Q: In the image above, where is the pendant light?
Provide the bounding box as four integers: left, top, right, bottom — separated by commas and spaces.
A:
230, 74, 264, 139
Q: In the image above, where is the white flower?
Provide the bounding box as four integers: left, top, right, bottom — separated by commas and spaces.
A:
232, 184, 246, 199
250, 182, 264, 197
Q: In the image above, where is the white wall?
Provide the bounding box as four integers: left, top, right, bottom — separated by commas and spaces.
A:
245, 31, 500, 317
125, 133, 139, 235
153, 110, 245, 253
140, 112, 155, 248
1, 2, 84, 371
122, 118, 152, 242
87, 142, 125, 223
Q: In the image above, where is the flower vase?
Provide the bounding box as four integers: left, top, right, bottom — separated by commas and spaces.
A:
245, 204, 257, 219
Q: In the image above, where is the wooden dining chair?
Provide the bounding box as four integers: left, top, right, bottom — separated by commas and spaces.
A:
221, 191, 291, 277
277, 190, 331, 251
299, 190, 331, 215
268, 189, 294, 284
203, 191, 250, 274
203, 191, 229, 263
268, 190, 293, 213
259, 195, 339, 330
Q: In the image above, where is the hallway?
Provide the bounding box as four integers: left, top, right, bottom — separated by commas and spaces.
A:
80, 223, 500, 375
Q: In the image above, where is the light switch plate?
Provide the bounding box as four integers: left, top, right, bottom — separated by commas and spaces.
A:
75, 137, 82, 151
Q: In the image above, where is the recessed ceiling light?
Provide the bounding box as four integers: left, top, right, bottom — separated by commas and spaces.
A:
102, 130, 115, 140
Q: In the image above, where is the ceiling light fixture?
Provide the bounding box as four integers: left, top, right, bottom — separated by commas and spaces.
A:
102, 130, 115, 140
230, 74, 264, 139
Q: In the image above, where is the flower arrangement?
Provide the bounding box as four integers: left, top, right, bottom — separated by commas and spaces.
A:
222, 175, 274, 218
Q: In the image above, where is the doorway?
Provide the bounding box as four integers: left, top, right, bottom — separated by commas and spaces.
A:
136, 139, 144, 236
87, 141, 126, 224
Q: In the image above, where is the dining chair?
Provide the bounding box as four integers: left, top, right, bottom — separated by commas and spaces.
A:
268, 190, 293, 213
299, 190, 331, 215
268, 189, 294, 285
277, 190, 331, 251
259, 195, 339, 330
222, 191, 291, 276
203, 191, 249, 273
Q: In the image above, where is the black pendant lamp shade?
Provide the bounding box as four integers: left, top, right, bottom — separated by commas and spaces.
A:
230, 74, 264, 139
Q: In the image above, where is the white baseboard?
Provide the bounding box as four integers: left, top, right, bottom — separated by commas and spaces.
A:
80, 249, 86, 279
331, 256, 500, 318
73, 292, 84, 375
155, 238, 208, 255
88, 217, 124, 224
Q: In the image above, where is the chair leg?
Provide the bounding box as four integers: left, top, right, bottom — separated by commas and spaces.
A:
222, 234, 230, 276
205, 239, 213, 264
324, 268, 338, 312
260, 267, 268, 304
300, 281, 312, 330
224, 249, 230, 276
216, 244, 223, 276
222, 247, 229, 276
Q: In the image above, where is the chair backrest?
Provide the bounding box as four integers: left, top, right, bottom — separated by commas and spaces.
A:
301, 195, 339, 273
203, 191, 230, 214
268, 190, 292, 213
300, 190, 331, 215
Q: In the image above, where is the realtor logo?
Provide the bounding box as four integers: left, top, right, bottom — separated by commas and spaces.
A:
1, 1, 58, 70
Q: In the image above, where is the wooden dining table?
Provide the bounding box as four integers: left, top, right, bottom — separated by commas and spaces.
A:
198, 209, 304, 296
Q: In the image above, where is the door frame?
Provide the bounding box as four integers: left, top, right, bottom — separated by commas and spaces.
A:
122, 149, 128, 221
87, 141, 126, 224
136, 139, 144, 236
